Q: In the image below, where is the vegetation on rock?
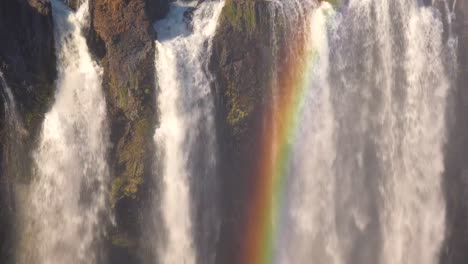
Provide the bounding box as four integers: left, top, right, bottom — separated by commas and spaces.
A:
90, 0, 167, 261
222, 0, 257, 33
209, 0, 275, 261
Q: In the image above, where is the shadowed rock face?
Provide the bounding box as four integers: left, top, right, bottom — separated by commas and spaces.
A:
0, 0, 466, 263
65, 0, 81, 10
147, 0, 169, 21
0, 0, 56, 262
0, 0, 168, 261
210, 1, 277, 262
0, 0, 56, 134
212, 2, 467, 264
89, 0, 167, 262
441, 1, 468, 264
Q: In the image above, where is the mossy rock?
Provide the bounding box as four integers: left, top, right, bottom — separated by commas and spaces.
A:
110, 232, 136, 249
111, 118, 152, 206
23, 88, 53, 130
225, 83, 254, 135
222, 0, 257, 33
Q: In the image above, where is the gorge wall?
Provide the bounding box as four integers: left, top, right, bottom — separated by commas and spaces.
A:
442, 1, 468, 263
0, 0, 56, 134
0, 0, 169, 262
0, 0, 56, 261
210, 0, 274, 261
90, 0, 159, 261
0, 0, 467, 263
211, 1, 468, 264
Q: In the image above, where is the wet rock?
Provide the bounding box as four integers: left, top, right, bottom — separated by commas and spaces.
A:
183, 7, 196, 22
90, 0, 168, 261
146, 0, 170, 21
0, 0, 56, 136
64, 0, 80, 10
440, 2, 468, 264
0, 0, 56, 262
209, 0, 276, 263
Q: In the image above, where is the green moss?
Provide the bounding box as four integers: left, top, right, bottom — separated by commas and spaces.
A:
24, 112, 34, 128
111, 118, 152, 205
225, 84, 254, 135
130, 72, 139, 92
327, 0, 341, 7
222, 0, 257, 33
120, 119, 150, 165
110, 232, 135, 248
144, 88, 151, 95
23, 82, 54, 131
108, 73, 128, 110
118, 86, 128, 108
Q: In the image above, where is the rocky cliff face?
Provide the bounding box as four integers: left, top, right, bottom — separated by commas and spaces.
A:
210, 0, 276, 262
89, 0, 167, 261
211, 3, 468, 264
441, 1, 468, 264
0, 0, 466, 263
0, 0, 56, 136
0, 0, 56, 262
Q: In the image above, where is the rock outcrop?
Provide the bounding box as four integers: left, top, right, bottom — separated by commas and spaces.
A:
0, 0, 56, 136
210, 0, 276, 262
0, 0, 56, 262
146, 0, 169, 21
65, 0, 81, 10
441, 2, 468, 264
89, 0, 167, 261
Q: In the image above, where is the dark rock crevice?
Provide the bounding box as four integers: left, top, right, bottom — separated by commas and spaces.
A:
441, 1, 468, 264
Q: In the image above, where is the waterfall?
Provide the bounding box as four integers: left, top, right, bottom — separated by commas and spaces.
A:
273, 3, 341, 264
19, 1, 110, 263
0, 0, 458, 262
0, 71, 22, 234
152, 1, 224, 263
274, 0, 457, 264
0, 71, 24, 164
1, 71, 17, 118
0, 71, 24, 144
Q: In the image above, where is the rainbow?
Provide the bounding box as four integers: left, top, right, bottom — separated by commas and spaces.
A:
241, 2, 335, 264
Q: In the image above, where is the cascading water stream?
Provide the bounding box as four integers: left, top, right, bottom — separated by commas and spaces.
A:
274, 3, 341, 264
19, 1, 110, 263
269, 0, 457, 264
0, 0, 454, 263
0, 71, 23, 220
152, 1, 224, 263
329, 1, 455, 263
1, 71, 17, 119
0, 71, 24, 156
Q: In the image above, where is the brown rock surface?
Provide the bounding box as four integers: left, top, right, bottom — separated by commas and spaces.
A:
210, 0, 277, 262
90, 0, 166, 261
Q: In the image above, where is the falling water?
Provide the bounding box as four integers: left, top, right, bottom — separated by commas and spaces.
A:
0, 71, 23, 231
19, 1, 110, 263
274, 3, 341, 264
0, 71, 24, 156
153, 1, 224, 263
1, 71, 17, 117
274, 0, 456, 264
